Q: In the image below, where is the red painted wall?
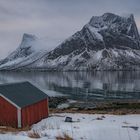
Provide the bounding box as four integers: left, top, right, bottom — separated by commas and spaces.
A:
21, 98, 48, 127
0, 96, 18, 127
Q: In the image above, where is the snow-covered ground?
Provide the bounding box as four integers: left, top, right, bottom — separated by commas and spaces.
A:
0, 113, 140, 140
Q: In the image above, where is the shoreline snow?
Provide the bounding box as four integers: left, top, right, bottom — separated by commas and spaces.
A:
0, 113, 140, 140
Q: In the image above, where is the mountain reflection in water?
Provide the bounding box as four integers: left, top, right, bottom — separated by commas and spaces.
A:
0, 71, 140, 101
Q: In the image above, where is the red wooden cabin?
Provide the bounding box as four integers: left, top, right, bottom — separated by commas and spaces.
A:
0, 82, 49, 128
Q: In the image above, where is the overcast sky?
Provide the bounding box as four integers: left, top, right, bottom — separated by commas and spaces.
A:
0, 0, 140, 59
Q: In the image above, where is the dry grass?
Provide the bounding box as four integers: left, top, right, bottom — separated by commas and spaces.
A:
56, 133, 73, 140
0, 126, 30, 134
50, 100, 140, 115
0, 126, 40, 139
28, 130, 40, 139
50, 107, 140, 115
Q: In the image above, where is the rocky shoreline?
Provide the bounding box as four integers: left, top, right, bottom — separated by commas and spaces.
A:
48, 96, 68, 108
49, 96, 140, 114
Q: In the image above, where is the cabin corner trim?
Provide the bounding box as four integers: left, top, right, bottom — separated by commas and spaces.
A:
17, 108, 21, 128
0, 93, 21, 109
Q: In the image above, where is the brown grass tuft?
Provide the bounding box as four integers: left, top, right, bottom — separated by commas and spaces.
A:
0, 126, 30, 134
28, 130, 40, 139
56, 133, 73, 140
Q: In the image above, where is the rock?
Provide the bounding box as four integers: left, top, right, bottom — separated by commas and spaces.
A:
65, 117, 73, 122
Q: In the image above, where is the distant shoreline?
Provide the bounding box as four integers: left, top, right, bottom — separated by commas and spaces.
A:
1, 69, 140, 72
49, 97, 140, 115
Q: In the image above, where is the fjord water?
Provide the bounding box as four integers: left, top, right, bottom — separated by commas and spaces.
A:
0, 71, 140, 101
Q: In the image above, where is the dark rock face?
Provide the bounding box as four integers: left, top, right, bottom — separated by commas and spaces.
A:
37, 13, 140, 71
0, 13, 140, 71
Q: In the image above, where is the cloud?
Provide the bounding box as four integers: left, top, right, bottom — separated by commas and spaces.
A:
0, 0, 139, 58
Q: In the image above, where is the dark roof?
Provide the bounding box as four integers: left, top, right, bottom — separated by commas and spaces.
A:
0, 81, 48, 108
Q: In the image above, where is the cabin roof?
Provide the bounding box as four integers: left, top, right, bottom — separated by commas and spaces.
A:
0, 81, 48, 108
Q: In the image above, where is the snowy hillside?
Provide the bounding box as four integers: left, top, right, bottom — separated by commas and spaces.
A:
0, 113, 140, 140
0, 13, 140, 71
0, 33, 47, 70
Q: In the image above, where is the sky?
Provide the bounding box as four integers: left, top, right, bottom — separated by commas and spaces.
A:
0, 0, 140, 59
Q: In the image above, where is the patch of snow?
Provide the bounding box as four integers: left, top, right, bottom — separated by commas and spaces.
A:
111, 49, 119, 57
0, 57, 25, 68
57, 103, 70, 109
87, 24, 103, 41
125, 50, 135, 57
0, 135, 33, 140
1, 113, 140, 140
88, 50, 103, 65
57, 100, 77, 109
31, 114, 140, 140
0, 51, 47, 69
94, 50, 103, 59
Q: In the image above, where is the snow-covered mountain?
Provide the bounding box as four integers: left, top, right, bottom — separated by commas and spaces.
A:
0, 33, 47, 70
0, 13, 140, 71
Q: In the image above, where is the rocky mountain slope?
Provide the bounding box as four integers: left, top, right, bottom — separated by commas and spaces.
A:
0, 33, 47, 70
0, 13, 140, 71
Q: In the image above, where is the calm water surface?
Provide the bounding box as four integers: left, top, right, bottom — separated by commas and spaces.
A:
0, 71, 140, 101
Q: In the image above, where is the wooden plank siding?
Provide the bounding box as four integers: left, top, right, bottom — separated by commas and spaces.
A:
0, 96, 18, 127
21, 98, 48, 128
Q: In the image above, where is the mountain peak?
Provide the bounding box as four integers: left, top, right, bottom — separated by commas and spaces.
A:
102, 12, 118, 18
88, 13, 140, 40
102, 13, 134, 19
22, 33, 37, 42
129, 14, 134, 19
20, 33, 38, 49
